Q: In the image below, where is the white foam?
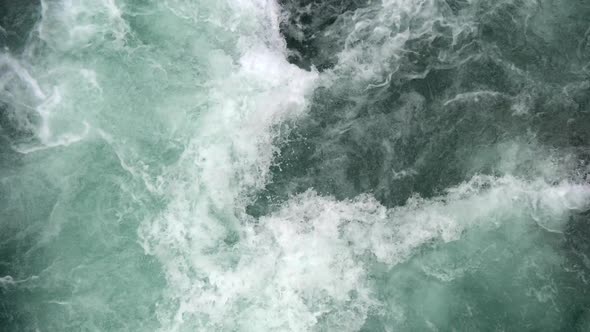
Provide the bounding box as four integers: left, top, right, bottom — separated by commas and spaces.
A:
137, 1, 317, 330
38, 0, 129, 51
317, 0, 476, 88
1, 0, 588, 330
15, 121, 90, 154
0, 275, 39, 288
0, 52, 101, 153
145, 165, 590, 330
134, 0, 590, 329
0, 54, 46, 99
0, 276, 15, 288
443, 90, 507, 106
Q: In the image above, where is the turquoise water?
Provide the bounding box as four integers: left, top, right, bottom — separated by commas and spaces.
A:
1, 0, 590, 330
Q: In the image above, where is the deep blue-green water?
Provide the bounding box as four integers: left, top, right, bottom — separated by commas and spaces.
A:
2, 0, 590, 330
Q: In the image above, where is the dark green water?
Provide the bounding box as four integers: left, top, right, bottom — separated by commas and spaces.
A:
1, 0, 590, 330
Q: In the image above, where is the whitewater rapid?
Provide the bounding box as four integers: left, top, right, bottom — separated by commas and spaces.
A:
1, 0, 590, 330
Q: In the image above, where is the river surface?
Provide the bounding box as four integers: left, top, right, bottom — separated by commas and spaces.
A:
2, 0, 590, 330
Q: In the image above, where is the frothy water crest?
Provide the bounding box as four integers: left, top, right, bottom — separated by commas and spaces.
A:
1, 0, 590, 330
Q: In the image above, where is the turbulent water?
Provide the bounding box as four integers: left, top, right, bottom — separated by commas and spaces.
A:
1, 0, 590, 330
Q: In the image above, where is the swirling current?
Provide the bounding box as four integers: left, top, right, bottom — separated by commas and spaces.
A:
1, 0, 590, 331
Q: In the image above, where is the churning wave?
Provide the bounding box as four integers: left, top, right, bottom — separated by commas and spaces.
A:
1, 0, 590, 331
